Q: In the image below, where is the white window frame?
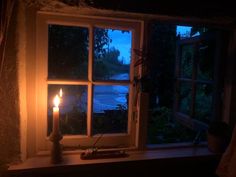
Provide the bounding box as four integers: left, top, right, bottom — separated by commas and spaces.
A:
36, 12, 143, 152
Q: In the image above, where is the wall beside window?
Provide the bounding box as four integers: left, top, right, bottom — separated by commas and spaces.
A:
1, 1, 236, 171
0, 1, 20, 173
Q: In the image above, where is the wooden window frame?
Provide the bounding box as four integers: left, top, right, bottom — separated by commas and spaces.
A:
36, 12, 143, 152
174, 32, 222, 132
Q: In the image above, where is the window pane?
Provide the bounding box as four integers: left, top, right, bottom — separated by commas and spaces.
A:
147, 23, 223, 145
48, 25, 88, 79
93, 85, 128, 134
147, 24, 206, 145
48, 85, 87, 135
195, 84, 213, 124
180, 45, 194, 79
179, 82, 192, 115
147, 108, 196, 144
93, 28, 131, 80
197, 40, 215, 80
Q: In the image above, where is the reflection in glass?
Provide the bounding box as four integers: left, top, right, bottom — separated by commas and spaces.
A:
197, 40, 215, 81
180, 45, 194, 79
93, 28, 131, 80
48, 25, 88, 79
179, 82, 192, 115
48, 85, 87, 135
93, 85, 128, 134
195, 84, 213, 124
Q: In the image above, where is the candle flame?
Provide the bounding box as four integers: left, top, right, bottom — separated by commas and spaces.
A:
53, 95, 60, 107
59, 88, 63, 97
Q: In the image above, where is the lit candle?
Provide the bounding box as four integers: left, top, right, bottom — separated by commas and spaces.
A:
59, 88, 63, 98
53, 95, 60, 134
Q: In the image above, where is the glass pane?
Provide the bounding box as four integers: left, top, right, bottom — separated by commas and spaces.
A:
93, 85, 129, 134
180, 45, 194, 78
177, 26, 209, 38
147, 108, 196, 144
197, 40, 215, 80
48, 25, 88, 79
195, 84, 213, 124
179, 82, 192, 115
93, 28, 131, 80
48, 85, 87, 135
148, 23, 195, 144
147, 23, 220, 145
176, 26, 192, 38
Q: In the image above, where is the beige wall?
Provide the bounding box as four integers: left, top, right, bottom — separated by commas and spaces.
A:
0, 2, 20, 175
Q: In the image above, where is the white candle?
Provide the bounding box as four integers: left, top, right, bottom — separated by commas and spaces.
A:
59, 88, 63, 98
53, 95, 60, 134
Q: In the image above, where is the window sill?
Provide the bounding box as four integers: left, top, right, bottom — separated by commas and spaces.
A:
8, 146, 220, 175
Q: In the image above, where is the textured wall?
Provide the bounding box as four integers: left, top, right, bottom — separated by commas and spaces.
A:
0, 2, 20, 176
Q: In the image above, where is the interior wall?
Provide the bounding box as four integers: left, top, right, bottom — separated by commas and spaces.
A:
0, 1, 20, 175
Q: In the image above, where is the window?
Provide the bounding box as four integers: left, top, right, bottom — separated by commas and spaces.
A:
33, 13, 229, 155
147, 22, 226, 145
36, 13, 142, 152
175, 32, 219, 124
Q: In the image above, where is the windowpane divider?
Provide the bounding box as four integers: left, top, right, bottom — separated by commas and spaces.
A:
92, 81, 130, 85
87, 25, 94, 137
47, 80, 89, 85
47, 80, 131, 85
177, 78, 214, 84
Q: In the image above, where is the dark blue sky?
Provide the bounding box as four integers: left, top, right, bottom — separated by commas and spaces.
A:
108, 30, 132, 64
107, 26, 192, 64
176, 26, 192, 36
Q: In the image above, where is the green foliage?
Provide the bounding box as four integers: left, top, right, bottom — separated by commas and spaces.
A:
198, 40, 215, 80
48, 25, 89, 79
103, 47, 120, 64
94, 28, 111, 59
195, 84, 213, 124
94, 47, 129, 79
179, 82, 192, 115
60, 107, 87, 135
48, 25, 112, 79
149, 23, 176, 108
93, 60, 109, 79
147, 24, 216, 144
147, 107, 196, 144
181, 45, 194, 78
93, 109, 128, 134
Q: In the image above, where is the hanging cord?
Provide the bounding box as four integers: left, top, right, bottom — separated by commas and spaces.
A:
92, 133, 103, 150
0, 0, 15, 79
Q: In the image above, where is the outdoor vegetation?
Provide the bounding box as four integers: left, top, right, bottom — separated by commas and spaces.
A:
47, 25, 130, 135
147, 23, 217, 144
47, 23, 220, 145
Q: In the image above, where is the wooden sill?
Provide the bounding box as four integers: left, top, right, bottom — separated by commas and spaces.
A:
8, 146, 218, 173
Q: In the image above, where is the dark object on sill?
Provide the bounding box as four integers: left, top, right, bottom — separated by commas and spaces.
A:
207, 121, 231, 153
193, 130, 203, 145
80, 149, 129, 160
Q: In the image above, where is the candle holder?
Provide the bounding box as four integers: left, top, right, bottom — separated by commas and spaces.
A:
49, 132, 63, 164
